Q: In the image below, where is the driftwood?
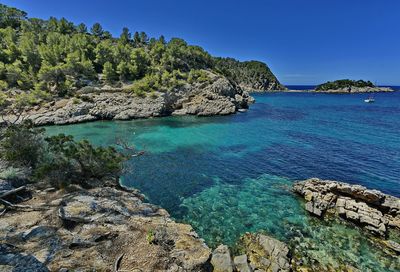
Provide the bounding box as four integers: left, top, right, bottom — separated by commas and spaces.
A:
113, 253, 125, 272
0, 197, 48, 211
0, 186, 26, 199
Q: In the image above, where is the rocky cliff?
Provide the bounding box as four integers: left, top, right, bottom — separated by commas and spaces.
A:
0, 182, 212, 271
9, 71, 254, 126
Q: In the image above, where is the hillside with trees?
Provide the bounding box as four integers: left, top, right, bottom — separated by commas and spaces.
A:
214, 58, 285, 91
0, 3, 284, 112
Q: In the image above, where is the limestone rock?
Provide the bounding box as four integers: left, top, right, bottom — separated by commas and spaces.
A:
239, 233, 291, 272
234, 254, 252, 272
211, 244, 234, 272
0, 244, 49, 272
0, 186, 211, 271
14, 71, 255, 126
293, 178, 400, 238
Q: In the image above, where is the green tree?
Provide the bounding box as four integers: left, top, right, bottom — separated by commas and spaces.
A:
0, 4, 27, 29
76, 23, 88, 34
103, 61, 116, 83
119, 27, 131, 45
90, 22, 104, 38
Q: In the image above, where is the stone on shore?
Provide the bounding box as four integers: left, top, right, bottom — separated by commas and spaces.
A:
293, 178, 400, 238
239, 233, 291, 272
211, 244, 234, 272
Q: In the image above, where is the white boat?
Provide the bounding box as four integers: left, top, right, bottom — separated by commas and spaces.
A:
364, 97, 375, 103
238, 108, 248, 113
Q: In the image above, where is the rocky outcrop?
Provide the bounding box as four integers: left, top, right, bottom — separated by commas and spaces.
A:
9, 71, 254, 126
209, 233, 292, 272
0, 185, 211, 271
293, 178, 400, 248
211, 245, 234, 272
238, 233, 291, 272
314, 86, 394, 93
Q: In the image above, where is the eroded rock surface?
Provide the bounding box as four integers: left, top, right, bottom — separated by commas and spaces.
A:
13, 71, 254, 126
211, 244, 233, 272
238, 233, 291, 272
293, 178, 400, 239
0, 186, 211, 271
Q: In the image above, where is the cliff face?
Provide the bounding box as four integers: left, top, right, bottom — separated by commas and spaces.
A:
11, 71, 255, 126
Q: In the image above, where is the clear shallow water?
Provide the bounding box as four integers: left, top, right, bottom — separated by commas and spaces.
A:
46, 92, 400, 270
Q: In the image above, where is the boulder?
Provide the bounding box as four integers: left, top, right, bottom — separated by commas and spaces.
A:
239, 233, 291, 272
211, 244, 234, 272
234, 254, 252, 272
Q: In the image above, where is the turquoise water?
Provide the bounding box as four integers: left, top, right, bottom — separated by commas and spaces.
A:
46, 92, 400, 270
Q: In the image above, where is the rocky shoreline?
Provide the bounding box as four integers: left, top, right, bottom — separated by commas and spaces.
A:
0, 182, 212, 271
313, 86, 394, 93
4, 71, 255, 126
294, 178, 400, 254
1, 177, 399, 271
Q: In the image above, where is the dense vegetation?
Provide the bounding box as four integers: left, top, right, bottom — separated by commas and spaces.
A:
0, 121, 128, 189
0, 3, 282, 107
315, 79, 374, 91
214, 58, 284, 90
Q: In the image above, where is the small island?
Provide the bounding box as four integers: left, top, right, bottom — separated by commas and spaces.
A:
314, 79, 394, 93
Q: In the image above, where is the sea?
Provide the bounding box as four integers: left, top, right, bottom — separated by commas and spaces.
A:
46, 88, 400, 271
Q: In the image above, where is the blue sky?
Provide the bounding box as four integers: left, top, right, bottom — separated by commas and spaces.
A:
3, 0, 400, 85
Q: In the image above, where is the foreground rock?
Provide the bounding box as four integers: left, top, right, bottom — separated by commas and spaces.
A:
294, 178, 400, 253
238, 233, 291, 272
314, 86, 394, 93
210, 233, 291, 272
9, 71, 254, 126
0, 185, 211, 271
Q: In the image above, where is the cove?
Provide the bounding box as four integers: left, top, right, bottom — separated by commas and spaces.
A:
45, 92, 400, 271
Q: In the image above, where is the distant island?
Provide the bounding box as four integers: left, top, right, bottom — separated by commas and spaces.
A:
314, 79, 394, 93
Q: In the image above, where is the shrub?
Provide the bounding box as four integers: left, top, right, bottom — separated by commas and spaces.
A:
0, 166, 27, 181
0, 122, 128, 189
188, 69, 210, 84
0, 121, 45, 168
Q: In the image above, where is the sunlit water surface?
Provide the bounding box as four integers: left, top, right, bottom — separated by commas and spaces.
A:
46, 92, 400, 271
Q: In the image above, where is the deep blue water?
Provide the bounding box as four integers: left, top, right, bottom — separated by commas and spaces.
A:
46, 91, 400, 270
286, 85, 316, 90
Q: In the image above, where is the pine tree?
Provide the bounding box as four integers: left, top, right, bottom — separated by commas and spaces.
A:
103, 61, 116, 83
119, 27, 131, 45
90, 23, 104, 38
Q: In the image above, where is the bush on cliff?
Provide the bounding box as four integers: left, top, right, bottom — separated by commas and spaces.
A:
0, 121, 128, 188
